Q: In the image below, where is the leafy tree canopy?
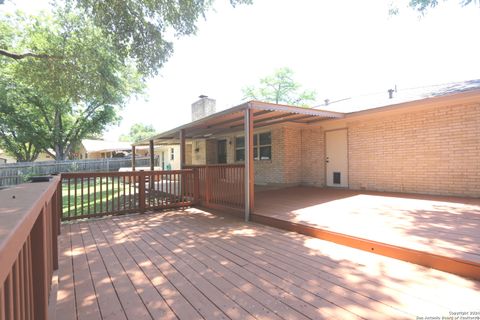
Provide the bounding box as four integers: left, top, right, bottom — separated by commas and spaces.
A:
1, 0, 252, 77
242, 67, 316, 107
120, 123, 157, 143
0, 10, 144, 161
390, 0, 477, 15
0, 76, 50, 162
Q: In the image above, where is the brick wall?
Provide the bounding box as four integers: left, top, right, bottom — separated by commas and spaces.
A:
187, 102, 479, 197
254, 127, 284, 184
300, 127, 325, 187
255, 126, 321, 186
185, 144, 192, 165
191, 139, 207, 165
205, 140, 217, 164
282, 127, 302, 184
348, 103, 480, 197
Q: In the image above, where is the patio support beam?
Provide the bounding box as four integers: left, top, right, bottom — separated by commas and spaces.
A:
244, 107, 254, 221
132, 146, 136, 171
206, 110, 272, 129
149, 140, 154, 171
230, 113, 317, 129
180, 129, 186, 169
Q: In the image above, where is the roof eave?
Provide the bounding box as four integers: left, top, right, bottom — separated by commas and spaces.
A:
344, 88, 480, 119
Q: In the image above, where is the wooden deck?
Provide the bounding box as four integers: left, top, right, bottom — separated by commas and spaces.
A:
253, 187, 480, 279
56, 209, 480, 320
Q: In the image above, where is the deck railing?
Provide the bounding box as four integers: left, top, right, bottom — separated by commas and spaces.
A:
0, 166, 243, 319
185, 164, 245, 211
0, 177, 61, 320
61, 170, 198, 221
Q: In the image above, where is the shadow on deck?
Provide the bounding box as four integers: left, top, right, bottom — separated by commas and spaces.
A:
253, 187, 480, 280
57, 209, 480, 320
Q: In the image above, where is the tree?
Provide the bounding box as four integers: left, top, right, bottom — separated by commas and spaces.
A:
242, 68, 316, 107
0, 79, 49, 162
120, 123, 157, 143
0, 0, 252, 77
0, 11, 144, 161
390, 0, 477, 15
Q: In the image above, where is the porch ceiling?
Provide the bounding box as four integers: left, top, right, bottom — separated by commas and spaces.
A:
135, 101, 344, 146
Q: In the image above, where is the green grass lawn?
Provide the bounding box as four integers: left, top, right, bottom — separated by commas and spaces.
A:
62, 177, 136, 219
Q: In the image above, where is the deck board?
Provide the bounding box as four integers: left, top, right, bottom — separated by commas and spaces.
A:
56, 224, 77, 320
70, 223, 102, 320
78, 222, 128, 320
58, 209, 480, 320
255, 187, 480, 264
147, 211, 408, 319
87, 221, 159, 320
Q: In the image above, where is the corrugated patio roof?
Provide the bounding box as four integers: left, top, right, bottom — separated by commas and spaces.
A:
134, 100, 344, 146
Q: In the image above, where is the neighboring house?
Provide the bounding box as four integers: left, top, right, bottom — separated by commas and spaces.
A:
36, 151, 55, 162
137, 80, 480, 198
0, 149, 16, 164
134, 145, 180, 170
0, 149, 53, 163
77, 139, 132, 159
155, 145, 181, 170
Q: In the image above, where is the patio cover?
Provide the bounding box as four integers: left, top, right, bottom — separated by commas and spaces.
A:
132, 100, 343, 222
133, 100, 344, 146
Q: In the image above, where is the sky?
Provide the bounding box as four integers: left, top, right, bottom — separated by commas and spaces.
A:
2, 0, 480, 140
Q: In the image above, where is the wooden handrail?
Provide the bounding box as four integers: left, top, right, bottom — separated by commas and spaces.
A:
61, 169, 192, 178
184, 164, 245, 168
0, 177, 61, 320
60, 169, 197, 221
185, 164, 245, 211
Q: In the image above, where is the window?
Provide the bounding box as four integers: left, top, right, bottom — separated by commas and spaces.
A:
235, 136, 245, 161
170, 148, 175, 160
258, 132, 272, 160
235, 132, 272, 161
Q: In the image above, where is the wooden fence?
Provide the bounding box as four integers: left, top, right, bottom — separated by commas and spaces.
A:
60, 170, 198, 221
0, 177, 61, 320
185, 164, 245, 211
0, 157, 157, 188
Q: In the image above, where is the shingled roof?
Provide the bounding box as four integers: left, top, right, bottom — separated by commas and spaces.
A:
316, 79, 480, 113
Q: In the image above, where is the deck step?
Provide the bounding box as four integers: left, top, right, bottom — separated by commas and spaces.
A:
251, 213, 480, 281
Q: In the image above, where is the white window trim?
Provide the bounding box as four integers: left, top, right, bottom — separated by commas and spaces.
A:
234, 132, 272, 162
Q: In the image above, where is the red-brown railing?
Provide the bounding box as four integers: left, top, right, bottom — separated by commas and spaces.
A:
60, 170, 197, 221
0, 165, 243, 319
0, 177, 61, 320
185, 164, 245, 210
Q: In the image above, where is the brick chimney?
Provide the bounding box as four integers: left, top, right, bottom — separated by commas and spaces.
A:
191, 95, 216, 121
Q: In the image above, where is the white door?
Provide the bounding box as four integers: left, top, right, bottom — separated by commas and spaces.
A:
325, 129, 348, 187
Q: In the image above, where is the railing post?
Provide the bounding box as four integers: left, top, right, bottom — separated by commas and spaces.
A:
132, 145, 136, 171
31, 209, 48, 320
52, 184, 59, 271
194, 168, 200, 204
138, 172, 146, 213
57, 177, 63, 226
205, 165, 210, 206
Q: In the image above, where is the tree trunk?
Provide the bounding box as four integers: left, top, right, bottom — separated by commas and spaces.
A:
52, 107, 66, 160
